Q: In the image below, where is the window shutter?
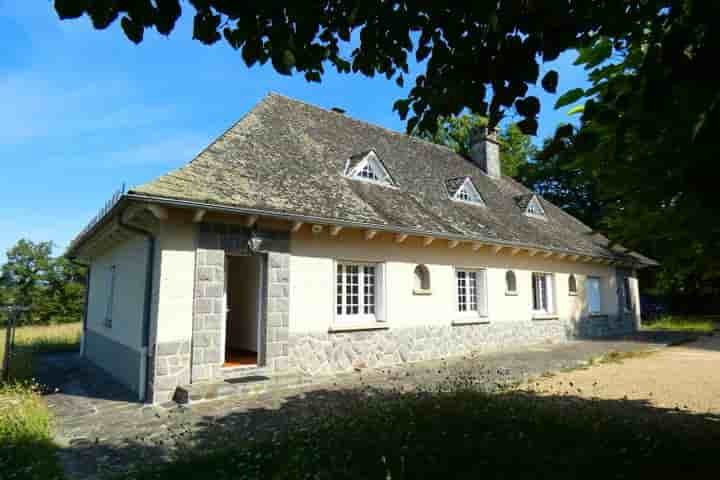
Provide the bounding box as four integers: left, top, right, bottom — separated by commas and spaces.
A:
375, 263, 387, 322
586, 278, 601, 313
546, 274, 555, 313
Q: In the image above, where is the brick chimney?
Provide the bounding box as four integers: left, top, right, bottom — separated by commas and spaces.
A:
470, 127, 501, 178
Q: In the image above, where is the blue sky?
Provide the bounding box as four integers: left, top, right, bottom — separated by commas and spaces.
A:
0, 2, 590, 259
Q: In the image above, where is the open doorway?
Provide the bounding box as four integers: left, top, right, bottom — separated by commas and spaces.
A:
225, 254, 264, 367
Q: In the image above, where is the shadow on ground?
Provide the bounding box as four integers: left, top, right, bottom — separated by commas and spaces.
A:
59, 383, 720, 479
37, 330, 719, 478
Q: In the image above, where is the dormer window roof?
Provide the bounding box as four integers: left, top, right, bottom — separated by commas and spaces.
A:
446, 177, 485, 206
518, 194, 547, 220
344, 150, 396, 187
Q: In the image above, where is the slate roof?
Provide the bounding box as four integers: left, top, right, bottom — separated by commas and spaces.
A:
130, 93, 654, 265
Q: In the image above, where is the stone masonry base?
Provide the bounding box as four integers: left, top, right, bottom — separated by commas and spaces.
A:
289, 315, 635, 376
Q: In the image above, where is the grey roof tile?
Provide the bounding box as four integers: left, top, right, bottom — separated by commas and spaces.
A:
131, 93, 652, 264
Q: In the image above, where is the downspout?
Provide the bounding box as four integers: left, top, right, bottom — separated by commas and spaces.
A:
118, 212, 156, 403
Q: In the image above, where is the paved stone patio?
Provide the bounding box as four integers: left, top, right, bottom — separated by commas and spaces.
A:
37, 332, 691, 479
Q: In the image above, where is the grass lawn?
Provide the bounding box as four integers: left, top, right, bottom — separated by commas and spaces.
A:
118, 386, 720, 480
0, 382, 64, 480
644, 315, 718, 333
0, 323, 80, 480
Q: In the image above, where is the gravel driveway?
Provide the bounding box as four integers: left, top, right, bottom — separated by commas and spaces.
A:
530, 334, 720, 414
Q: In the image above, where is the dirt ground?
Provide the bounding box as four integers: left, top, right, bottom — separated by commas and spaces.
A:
528, 334, 720, 414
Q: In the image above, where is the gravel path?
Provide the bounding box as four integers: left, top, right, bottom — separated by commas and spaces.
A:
529, 334, 720, 414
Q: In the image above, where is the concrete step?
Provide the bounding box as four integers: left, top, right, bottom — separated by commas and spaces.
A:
173, 371, 317, 405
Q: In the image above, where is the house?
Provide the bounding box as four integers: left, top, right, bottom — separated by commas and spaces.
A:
67, 94, 656, 403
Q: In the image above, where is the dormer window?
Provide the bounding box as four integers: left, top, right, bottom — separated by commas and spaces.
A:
345, 150, 395, 187
447, 177, 485, 206
524, 195, 547, 220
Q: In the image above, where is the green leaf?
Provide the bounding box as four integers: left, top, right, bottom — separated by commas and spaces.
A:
121, 16, 143, 44
515, 97, 540, 118
516, 117, 538, 135
242, 39, 261, 67
554, 88, 586, 109
567, 105, 585, 115
575, 38, 612, 69
54, 0, 86, 19
541, 70, 559, 94
272, 49, 296, 75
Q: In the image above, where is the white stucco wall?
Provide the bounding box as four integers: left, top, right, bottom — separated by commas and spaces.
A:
86, 234, 148, 350
289, 228, 624, 333
152, 219, 197, 344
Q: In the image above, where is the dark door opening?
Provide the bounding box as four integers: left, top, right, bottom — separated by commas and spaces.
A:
225, 254, 263, 367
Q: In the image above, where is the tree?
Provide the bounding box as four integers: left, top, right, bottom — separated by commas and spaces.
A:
518, 138, 605, 228
539, 15, 720, 309
51, 0, 665, 134
415, 114, 535, 177
0, 240, 86, 325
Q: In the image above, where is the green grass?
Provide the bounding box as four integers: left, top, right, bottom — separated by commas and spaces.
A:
0, 324, 78, 479
1, 323, 81, 381
644, 315, 717, 333
0, 382, 64, 480
117, 387, 720, 480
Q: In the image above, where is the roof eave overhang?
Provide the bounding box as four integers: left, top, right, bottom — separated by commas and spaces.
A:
125, 192, 645, 265
65, 196, 133, 259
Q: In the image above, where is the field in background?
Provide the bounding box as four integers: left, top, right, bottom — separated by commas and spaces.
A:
644, 315, 718, 333
1, 323, 81, 381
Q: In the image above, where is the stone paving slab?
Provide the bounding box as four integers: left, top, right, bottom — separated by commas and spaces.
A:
37, 332, 693, 479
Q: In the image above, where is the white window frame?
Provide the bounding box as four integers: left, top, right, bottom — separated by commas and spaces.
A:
334, 261, 384, 325
455, 268, 488, 318
104, 264, 117, 328
451, 177, 485, 207
531, 272, 556, 316
344, 151, 396, 188
586, 276, 602, 314
525, 195, 547, 220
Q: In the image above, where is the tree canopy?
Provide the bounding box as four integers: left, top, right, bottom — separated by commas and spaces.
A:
0, 240, 86, 325
415, 114, 536, 178
53, 0, 674, 134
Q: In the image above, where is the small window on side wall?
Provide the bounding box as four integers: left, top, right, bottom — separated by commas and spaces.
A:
104, 265, 117, 328
505, 270, 517, 295
568, 274, 578, 296
413, 265, 431, 294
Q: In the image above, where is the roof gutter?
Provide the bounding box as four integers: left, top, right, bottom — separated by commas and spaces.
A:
117, 210, 155, 403
126, 192, 641, 265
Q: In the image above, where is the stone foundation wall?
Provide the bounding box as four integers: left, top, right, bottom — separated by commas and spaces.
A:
289, 320, 569, 375
572, 314, 636, 338
289, 314, 637, 376
152, 339, 191, 403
